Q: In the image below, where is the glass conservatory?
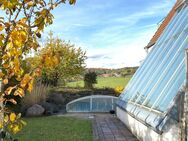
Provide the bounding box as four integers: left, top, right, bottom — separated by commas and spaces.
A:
66, 95, 118, 112
117, 1, 188, 141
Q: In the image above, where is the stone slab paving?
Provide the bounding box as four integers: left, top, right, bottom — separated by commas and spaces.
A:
92, 114, 139, 141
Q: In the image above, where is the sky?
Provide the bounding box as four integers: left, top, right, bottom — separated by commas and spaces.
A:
29, 1, 178, 68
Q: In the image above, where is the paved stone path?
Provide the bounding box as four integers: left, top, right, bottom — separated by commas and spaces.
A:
92, 114, 139, 141
59, 113, 139, 141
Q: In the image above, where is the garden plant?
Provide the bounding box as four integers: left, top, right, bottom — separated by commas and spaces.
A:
0, 0, 76, 140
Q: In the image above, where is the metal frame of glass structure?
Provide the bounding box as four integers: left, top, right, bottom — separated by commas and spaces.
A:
117, 3, 188, 133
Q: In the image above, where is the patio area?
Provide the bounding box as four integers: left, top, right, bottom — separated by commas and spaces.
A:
61, 113, 139, 141
92, 114, 139, 141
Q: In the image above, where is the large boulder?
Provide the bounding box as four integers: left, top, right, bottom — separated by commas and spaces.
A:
26, 104, 45, 117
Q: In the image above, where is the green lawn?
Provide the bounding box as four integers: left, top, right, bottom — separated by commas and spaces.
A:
66, 76, 132, 89
15, 116, 93, 141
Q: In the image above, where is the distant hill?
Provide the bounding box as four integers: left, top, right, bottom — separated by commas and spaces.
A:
86, 67, 139, 77
65, 67, 138, 84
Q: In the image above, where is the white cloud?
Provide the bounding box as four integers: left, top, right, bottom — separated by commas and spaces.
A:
43, 0, 176, 68
85, 27, 157, 68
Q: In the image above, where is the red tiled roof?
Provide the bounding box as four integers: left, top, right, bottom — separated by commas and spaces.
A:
145, 0, 184, 49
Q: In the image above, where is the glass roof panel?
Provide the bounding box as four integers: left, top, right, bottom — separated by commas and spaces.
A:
117, 4, 188, 131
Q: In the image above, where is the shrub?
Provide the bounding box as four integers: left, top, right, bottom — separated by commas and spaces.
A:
84, 72, 97, 89
114, 86, 124, 96
21, 83, 49, 114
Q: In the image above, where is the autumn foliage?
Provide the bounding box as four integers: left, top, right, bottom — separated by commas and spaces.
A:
0, 0, 76, 139
27, 32, 86, 86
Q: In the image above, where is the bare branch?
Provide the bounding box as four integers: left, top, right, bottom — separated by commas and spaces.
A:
8, 9, 12, 22
14, 5, 22, 21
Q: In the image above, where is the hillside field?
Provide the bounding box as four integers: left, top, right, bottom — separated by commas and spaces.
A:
66, 76, 132, 89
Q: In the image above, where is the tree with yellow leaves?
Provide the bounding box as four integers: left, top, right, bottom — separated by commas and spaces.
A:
0, 0, 76, 140
27, 32, 86, 86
